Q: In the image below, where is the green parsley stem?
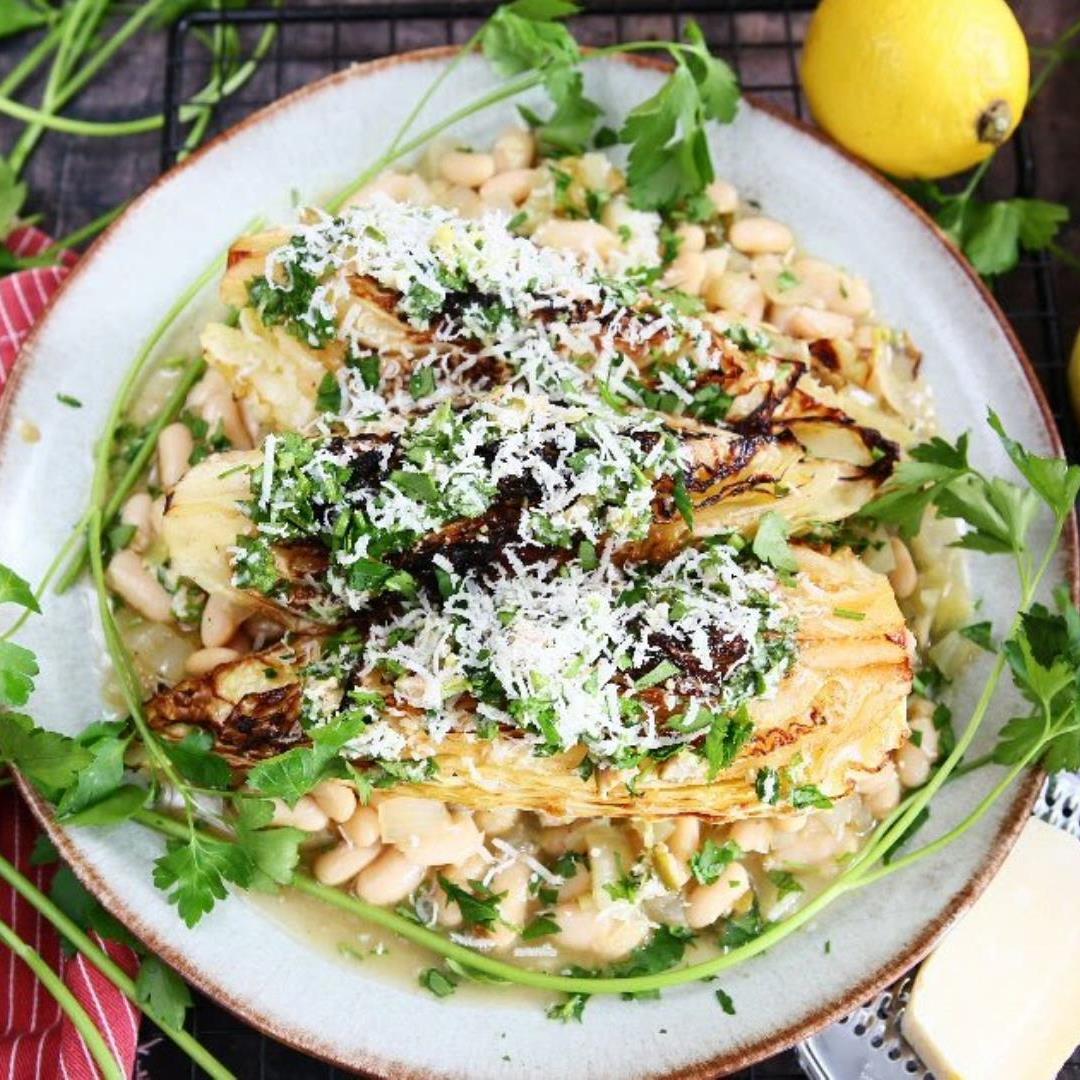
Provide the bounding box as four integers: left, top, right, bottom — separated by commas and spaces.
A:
854, 744, 1044, 890
0, 851, 236, 1080
384, 29, 483, 159
0, 22, 63, 100
3, 1, 276, 164
1029, 17, 1080, 102
86, 510, 187, 799
0, 524, 85, 642
0, 95, 163, 137
54, 222, 256, 595
857, 511, 1067, 869
134, 807, 855, 996
328, 69, 544, 210
45, 200, 128, 253
56, 354, 207, 594
0, 911, 125, 1080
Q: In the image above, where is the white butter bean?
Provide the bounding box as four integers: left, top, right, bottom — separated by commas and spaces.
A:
662, 251, 707, 296
120, 492, 153, 554
313, 841, 381, 886
312, 779, 357, 824
706, 179, 738, 214
106, 550, 173, 623
667, 817, 700, 861
553, 902, 649, 961
270, 795, 328, 832
888, 536, 918, 599
896, 740, 932, 789
493, 127, 535, 172
339, 805, 380, 849
479, 168, 537, 209
200, 592, 250, 649
729, 818, 772, 855
533, 219, 619, 260
686, 862, 751, 928
157, 423, 193, 492
438, 150, 496, 189
729, 216, 793, 255
787, 305, 855, 341
704, 271, 766, 320
354, 849, 425, 905
184, 646, 240, 676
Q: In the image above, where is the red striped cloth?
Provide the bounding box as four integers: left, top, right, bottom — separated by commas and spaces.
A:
1, 228, 141, 1078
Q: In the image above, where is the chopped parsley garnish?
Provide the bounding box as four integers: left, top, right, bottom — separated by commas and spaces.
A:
832, 607, 866, 621
419, 967, 459, 998
438, 877, 505, 929
791, 784, 833, 810
689, 838, 741, 885
755, 766, 779, 805
248, 235, 337, 347
521, 914, 561, 940
56, 393, 82, 408
715, 987, 736, 1014
767, 869, 804, 899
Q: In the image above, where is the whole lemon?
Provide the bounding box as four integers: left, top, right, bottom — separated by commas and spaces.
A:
801, 0, 1030, 179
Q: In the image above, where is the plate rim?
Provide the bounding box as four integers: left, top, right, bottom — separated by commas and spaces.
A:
3, 44, 1075, 1079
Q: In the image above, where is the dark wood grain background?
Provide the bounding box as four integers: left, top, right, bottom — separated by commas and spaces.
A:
1, 3, 1077, 1078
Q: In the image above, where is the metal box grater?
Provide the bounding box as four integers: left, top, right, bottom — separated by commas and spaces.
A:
798, 772, 1080, 1080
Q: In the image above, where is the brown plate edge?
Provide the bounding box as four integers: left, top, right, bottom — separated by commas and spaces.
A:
3, 44, 1076, 1080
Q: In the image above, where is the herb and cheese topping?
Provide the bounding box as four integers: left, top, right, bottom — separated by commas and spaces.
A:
296, 539, 797, 772
245, 199, 757, 420
232, 392, 690, 615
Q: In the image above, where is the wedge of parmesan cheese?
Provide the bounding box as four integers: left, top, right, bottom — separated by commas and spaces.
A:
902, 818, 1080, 1080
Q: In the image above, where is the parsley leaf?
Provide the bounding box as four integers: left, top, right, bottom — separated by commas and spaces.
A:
0, 2, 50, 41
959, 621, 994, 652
720, 903, 764, 948
135, 955, 192, 1031
689, 838, 741, 885
0, 641, 38, 708
49, 864, 136, 951
0, 712, 91, 790
988, 410, 1080, 516
315, 371, 342, 415
619, 23, 739, 211
767, 869, 804, 899
232, 797, 305, 891
438, 877, 505, 929
993, 592, 1080, 774
419, 966, 459, 998
55, 722, 132, 820
246, 713, 365, 805
152, 831, 252, 928
755, 766, 779, 805
715, 987, 736, 1014
522, 913, 560, 940
703, 704, 754, 780
910, 182, 1070, 278
791, 784, 833, 810
163, 729, 232, 791
546, 992, 588, 1022
481, 0, 580, 77
0, 565, 40, 613
752, 511, 797, 573
520, 68, 602, 157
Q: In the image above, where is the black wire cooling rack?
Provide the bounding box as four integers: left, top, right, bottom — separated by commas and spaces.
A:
147, 5, 1078, 1078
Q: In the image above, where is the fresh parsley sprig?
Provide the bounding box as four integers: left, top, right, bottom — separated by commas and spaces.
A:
471, 1, 742, 212
906, 16, 1079, 278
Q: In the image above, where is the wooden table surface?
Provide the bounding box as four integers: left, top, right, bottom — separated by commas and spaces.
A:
1, 3, 1077, 1078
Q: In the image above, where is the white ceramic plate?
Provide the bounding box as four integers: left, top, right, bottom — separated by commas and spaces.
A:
0, 50, 1072, 1078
